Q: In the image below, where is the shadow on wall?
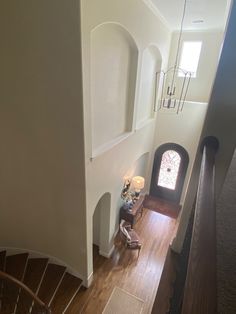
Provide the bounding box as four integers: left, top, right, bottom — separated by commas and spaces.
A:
137, 45, 162, 128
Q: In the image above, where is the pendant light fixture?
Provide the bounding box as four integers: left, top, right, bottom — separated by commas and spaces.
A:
157, 0, 191, 114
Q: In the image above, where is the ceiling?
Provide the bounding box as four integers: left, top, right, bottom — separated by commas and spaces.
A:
150, 0, 231, 31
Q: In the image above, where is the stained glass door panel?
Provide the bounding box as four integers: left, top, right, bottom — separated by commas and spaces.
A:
157, 150, 181, 190
150, 143, 189, 204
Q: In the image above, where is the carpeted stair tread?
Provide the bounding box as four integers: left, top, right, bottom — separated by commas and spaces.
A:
2, 253, 29, 313
0, 250, 6, 271
50, 272, 83, 313
16, 258, 48, 314
31, 263, 66, 314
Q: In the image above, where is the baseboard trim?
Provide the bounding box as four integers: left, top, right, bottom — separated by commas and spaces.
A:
99, 245, 115, 258
84, 272, 93, 288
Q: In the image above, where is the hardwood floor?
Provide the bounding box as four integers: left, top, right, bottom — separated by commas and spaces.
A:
66, 208, 179, 314
144, 195, 181, 219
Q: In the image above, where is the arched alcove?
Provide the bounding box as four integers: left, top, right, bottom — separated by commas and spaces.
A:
91, 23, 138, 154
92, 192, 111, 257
137, 45, 162, 127
123, 152, 150, 186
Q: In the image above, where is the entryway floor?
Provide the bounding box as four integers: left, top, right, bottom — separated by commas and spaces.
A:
66, 208, 179, 314
144, 195, 181, 219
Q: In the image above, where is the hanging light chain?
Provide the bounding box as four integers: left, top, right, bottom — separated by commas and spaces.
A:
169, 0, 187, 98
155, 0, 191, 114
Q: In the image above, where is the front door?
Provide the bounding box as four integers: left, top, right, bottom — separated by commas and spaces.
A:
150, 143, 189, 204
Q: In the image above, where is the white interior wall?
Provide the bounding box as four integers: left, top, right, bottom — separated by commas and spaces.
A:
168, 30, 224, 103
0, 1, 87, 279
81, 0, 172, 282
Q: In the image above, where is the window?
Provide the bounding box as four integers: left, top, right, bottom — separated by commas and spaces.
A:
178, 41, 202, 78
157, 150, 181, 190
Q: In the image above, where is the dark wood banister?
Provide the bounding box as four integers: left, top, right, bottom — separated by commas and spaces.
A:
181, 136, 219, 314
0, 270, 51, 313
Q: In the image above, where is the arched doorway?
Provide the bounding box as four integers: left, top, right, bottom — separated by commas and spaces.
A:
150, 143, 189, 204
92, 192, 111, 257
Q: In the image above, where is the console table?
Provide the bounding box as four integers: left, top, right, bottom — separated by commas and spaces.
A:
119, 194, 144, 228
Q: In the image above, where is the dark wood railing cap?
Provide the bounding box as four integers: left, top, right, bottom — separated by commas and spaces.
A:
201, 136, 219, 154
182, 135, 218, 314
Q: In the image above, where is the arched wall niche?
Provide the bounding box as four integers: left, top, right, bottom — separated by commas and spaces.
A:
92, 192, 111, 257
123, 152, 150, 191
137, 45, 162, 128
91, 23, 139, 155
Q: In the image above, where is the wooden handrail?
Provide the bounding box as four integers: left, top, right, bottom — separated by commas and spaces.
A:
181, 136, 219, 314
0, 270, 51, 313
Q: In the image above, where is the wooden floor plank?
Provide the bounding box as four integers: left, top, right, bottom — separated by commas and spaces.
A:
66, 208, 178, 314
50, 273, 82, 313
151, 248, 179, 314
144, 195, 181, 219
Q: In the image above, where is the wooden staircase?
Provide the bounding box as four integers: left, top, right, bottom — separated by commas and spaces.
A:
0, 251, 83, 314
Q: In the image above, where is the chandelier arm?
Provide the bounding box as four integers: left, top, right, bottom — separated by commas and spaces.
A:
160, 72, 165, 110
178, 74, 187, 110
177, 99, 181, 114
170, 67, 177, 95
180, 74, 191, 111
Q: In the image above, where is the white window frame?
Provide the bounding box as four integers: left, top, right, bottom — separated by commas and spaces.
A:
178, 41, 202, 78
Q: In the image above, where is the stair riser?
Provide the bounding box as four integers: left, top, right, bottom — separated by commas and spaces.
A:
0, 251, 83, 314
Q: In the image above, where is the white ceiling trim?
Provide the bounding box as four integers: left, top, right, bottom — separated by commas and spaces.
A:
142, 0, 171, 32
144, 0, 231, 31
